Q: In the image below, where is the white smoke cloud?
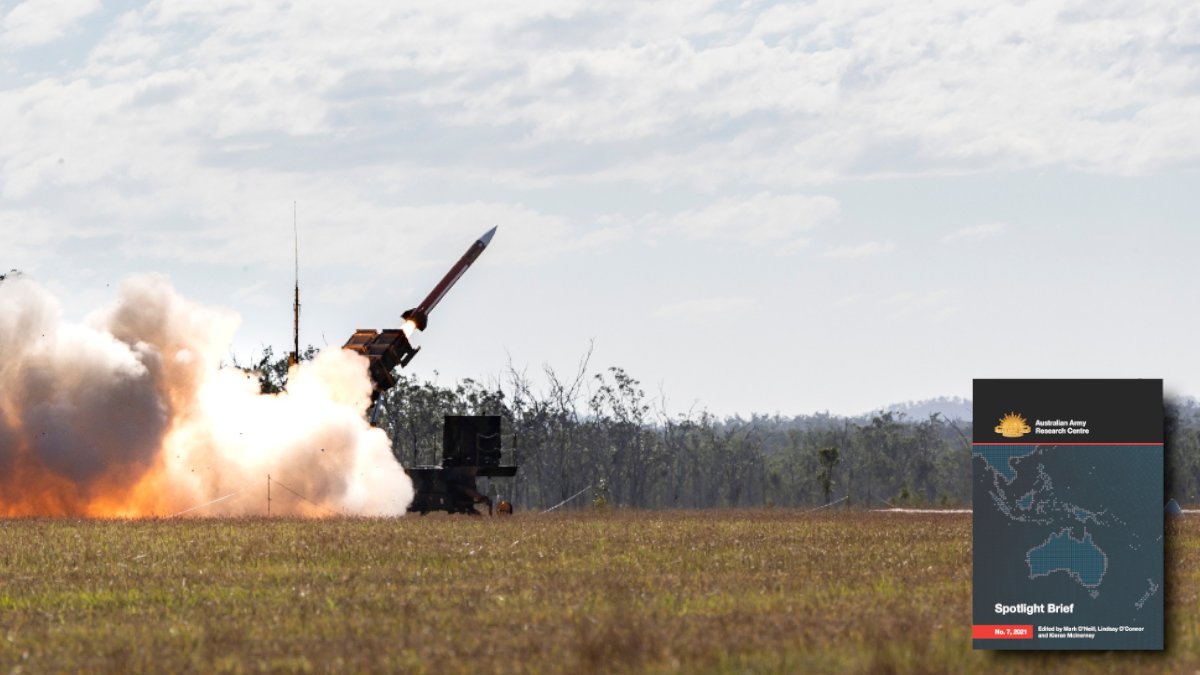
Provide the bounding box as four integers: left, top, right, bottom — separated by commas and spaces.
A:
0, 273, 413, 517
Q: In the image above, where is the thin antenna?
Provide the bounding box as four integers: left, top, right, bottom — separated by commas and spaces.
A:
291, 202, 300, 368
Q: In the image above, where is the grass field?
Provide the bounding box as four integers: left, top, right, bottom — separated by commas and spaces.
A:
0, 511, 1194, 674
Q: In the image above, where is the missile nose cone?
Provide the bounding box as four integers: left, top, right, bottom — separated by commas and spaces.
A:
478, 226, 497, 247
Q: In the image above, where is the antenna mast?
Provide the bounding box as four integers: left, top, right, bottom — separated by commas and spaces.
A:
291, 201, 300, 368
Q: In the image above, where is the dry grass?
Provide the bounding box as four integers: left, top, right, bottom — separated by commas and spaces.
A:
0, 510, 1194, 674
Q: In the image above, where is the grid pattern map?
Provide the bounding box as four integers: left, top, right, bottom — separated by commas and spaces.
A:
973, 442, 1163, 649
972, 445, 1037, 483
1026, 529, 1107, 588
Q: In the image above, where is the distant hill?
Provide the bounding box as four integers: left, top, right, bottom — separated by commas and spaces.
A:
1168, 395, 1200, 410
872, 396, 973, 421
870, 394, 1197, 424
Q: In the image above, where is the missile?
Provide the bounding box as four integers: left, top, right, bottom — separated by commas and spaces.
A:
342, 227, 497, 402
401, 225, 496, 333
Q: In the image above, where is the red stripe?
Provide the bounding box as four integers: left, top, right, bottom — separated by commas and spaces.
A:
972, 443, 1161, 446
973, 625, 1034, 640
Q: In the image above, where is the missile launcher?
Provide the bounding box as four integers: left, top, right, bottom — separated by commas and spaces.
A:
342, 227, 495, 401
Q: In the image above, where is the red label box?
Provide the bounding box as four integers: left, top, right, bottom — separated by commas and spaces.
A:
972, 625, 1033, 639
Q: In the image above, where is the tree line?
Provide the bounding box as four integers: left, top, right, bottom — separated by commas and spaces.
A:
243, 347, 1200, 510
361, 350, 976, 510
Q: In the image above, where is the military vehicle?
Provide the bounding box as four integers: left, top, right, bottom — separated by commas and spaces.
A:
405, 415, 518, 515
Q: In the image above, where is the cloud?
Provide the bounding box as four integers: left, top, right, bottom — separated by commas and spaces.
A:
943, 223, 1005, 243
653, 296, 755, 321
0, 209, 70, 265
888, 289, 951, 306
1, 1, 1195, 207
886, 289, 955, 319
822, 241, 894, 259
1, 0, 100, 50
314, 281, 373, 307
1, 0, 1199, 285
230, 281, 272, 307
933, 306, 958, 322
667, 192, 840, 248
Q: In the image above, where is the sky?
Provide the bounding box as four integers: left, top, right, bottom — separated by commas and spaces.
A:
2, 0, 1199, 418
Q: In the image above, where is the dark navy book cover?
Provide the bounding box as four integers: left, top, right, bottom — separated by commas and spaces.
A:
972, 379, 1163, 650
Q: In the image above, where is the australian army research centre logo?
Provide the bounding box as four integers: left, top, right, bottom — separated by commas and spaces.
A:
995, 413, 1089, 438
995, 413, 1031, 438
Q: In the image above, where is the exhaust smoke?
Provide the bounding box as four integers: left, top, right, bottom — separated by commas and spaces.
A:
0, 273, 413, 517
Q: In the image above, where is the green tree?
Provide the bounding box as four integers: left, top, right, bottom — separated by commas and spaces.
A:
227, 344, 317, 394
817, 446, 840, 504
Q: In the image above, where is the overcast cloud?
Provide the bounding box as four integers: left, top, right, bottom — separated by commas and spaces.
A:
2, 0, 1199, 415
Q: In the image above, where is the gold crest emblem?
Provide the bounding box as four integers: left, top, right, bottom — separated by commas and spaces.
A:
995, 412, 1031, 438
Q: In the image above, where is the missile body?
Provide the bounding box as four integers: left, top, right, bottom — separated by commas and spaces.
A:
401, 225, 496, 332
342, 227, 496, 402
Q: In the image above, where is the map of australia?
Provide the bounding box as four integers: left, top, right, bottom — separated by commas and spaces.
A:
1026, 529, 1107, 598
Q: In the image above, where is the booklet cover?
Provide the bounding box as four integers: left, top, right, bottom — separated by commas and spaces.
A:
972, 379, 1163, 650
